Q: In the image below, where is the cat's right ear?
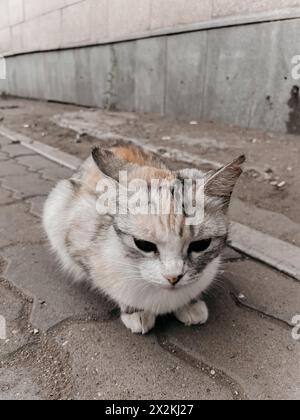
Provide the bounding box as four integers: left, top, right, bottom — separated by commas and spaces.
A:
92, 147, 127, 182
204, 155, 246, 202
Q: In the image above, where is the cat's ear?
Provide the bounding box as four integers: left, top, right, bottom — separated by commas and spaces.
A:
92, 147, 129, 181
205, 155, 246, 200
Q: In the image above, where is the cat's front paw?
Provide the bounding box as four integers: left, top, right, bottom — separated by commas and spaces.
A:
121, 311, 156, 335
175, 300, 209, 326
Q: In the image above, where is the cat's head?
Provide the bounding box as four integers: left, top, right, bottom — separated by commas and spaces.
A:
92, 147, 245, 290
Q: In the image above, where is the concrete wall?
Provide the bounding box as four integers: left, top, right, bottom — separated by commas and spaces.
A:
1, 0, 300, 55
1, 1, 300, 134
1, 16, 300, 134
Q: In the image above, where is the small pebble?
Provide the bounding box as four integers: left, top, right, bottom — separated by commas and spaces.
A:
277, 181, 286, 189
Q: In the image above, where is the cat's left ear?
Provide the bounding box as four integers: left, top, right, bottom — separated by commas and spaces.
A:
205, 155, 246, 201
92, 147, 130, 182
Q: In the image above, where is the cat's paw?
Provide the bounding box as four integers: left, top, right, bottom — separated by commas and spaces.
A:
121, 311, 156, 335
175, 300, 209, 326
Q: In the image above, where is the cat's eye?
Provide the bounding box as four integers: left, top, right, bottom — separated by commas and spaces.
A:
134, 239, 158, 254
188, 239, 212, 254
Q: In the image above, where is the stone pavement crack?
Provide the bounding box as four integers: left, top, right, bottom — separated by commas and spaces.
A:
0, 194, 48, 208
156, 330, 248, 401
230, 291, 293, 330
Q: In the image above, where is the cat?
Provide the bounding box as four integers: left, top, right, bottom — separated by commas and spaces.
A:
43, 144, 245, 334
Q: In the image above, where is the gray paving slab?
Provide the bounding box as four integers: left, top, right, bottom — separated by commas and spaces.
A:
0, 151, 9, 161
0, 202, 43, 249
0, 279, 32, 359
0, 186, 13, 205
15, 155, 64, 172
162, 284, 300, 400
230, 222, 300, 282
2, 244, 116, 331
230, 199, 300, 247
38, 166, 72, 183
224, 259, 300, 325
15, 155, 72, 183
0, 368, 41, 400
53, 320, 235, 400
0, 161, 29, 177
1, 173, 53, 200
0, 144, 35, 158
27, 195, 46, 218
1, 335, 73, 400
0, 135, 12, 147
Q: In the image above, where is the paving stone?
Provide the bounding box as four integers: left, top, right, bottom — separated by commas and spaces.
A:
1, 144, 36, 158
0, 202, 43, 248
0, 160, 29, 177
27, 195, 46, 218
53, 320, 234, 400
0, 280, 32, 359
230, 222, 300, 282
0, 187, 13, 205
2, 244, 116, 331
15, 155, 63, 172
15, 154, 72, 182
1, 173, 53, 199
230, 198, 300, 248
0, 135, 13, 147
0, 335, 73, 400
38, 166, 72, 183
162, 283, 300, 400
0, 151, 9, 161
224, 259, 300, 326
0, 368, 41, 400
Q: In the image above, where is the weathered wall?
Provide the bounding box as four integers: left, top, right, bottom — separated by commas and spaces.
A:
1, 1, 300, 134
1, 17, 300, 134
1, 0, 300, 55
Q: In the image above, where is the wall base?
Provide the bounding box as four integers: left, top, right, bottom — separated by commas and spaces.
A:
1, 19, 300, 134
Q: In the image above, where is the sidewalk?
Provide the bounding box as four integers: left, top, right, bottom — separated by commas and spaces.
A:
0, 134, 299, 400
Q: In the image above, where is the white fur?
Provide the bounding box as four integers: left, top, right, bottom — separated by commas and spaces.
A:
121, 312, 156, 335
175, 300, 209, 326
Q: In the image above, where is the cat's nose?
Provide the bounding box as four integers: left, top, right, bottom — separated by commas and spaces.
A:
165, 275, 183, 286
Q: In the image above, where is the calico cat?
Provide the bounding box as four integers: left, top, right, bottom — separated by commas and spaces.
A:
43, 145, 245, 334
